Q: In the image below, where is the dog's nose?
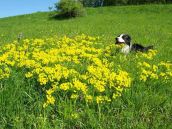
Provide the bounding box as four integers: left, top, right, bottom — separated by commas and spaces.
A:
115, 38, 119, 44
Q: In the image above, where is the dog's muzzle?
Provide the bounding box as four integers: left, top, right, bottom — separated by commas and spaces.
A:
115, 38, 124, 44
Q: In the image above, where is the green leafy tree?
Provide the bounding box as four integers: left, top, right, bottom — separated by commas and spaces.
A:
55, 0, 86, 17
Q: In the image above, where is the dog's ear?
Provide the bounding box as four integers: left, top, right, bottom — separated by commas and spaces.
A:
123, 34, 131, 46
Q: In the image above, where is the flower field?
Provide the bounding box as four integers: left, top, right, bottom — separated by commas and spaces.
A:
1, 4, 172, 128
1, 34, 172, 109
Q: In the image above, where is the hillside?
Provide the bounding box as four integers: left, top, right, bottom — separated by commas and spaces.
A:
0, 4, 172, 129
1, 4, 172, 59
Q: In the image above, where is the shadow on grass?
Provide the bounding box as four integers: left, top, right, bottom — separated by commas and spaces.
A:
48, 13, 76, 21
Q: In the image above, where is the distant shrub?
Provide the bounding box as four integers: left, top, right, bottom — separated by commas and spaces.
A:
55, 0, 86, 18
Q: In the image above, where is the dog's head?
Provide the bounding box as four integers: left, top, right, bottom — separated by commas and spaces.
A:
115, 34, 131, 46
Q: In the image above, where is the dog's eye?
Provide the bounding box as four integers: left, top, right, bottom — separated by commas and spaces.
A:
122, 35, 126, 39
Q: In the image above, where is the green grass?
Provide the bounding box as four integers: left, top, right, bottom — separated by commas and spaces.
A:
0, 4, 172, 129
0, 4, 172, 60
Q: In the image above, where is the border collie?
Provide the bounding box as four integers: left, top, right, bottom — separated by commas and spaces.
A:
115, 34, 153, 54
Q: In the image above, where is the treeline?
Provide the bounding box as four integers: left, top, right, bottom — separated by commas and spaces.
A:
79, 0, 172, 7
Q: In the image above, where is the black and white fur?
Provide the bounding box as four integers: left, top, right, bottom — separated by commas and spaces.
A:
115, 34, 153, 54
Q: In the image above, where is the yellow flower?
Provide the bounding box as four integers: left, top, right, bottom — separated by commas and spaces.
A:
73, 79, 87, 94
85, 95, 93, 103
59, 83, 70, 91
70, 94, 78, 99
38, 73, 48, 85
46, 88, 55, 95
46, 95, 55, 105
94, 81, 105, 92
71, 113, 79, 119
167, 72, 172, 77
153, 65, 158, 72
143, 62, 151, 68
25, 72, 33, 78
150, 73, 158, 79
140, 75, 147, 82
112, 92, 121, 99
96, 96, 111, 104
96, 96, 104, 104
159, 72, 166, 77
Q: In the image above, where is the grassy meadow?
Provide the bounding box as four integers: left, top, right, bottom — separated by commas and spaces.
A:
0, 4, 172, 129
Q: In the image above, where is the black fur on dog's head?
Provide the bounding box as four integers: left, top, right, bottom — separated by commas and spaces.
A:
115, 34, 131, 46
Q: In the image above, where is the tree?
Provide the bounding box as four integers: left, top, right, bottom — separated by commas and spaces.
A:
81, 0, 104, 7
83, 0, 172, 6
55, 0, 86, 18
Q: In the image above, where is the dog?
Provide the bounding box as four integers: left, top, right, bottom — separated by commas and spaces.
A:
115, 34, 153, 54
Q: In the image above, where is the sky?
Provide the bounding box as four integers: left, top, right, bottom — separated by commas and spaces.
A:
0, 0, 59, 18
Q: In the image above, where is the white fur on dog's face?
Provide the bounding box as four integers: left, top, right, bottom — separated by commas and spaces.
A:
116, 34, 125, 43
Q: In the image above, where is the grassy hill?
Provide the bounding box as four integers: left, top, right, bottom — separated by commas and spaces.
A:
0, 4, 172, 129
1, 4, 172, 59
